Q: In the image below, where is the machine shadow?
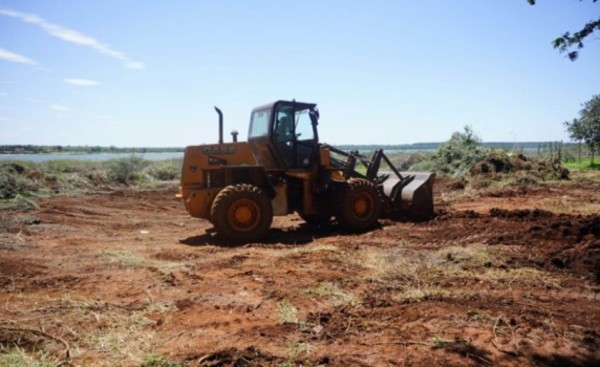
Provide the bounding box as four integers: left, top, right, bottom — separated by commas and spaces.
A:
179, 221, 384, 248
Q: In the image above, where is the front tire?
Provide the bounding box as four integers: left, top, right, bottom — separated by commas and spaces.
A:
210, 184, 273, 243
336, 178, 381, 232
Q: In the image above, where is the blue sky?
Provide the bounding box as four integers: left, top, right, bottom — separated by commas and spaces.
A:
0, 0, 598, 147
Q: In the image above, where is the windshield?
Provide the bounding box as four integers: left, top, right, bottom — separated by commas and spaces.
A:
294, 108, 315, 141
248, 108, 271, 138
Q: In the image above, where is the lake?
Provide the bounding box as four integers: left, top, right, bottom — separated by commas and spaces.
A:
0, 152, 184, 162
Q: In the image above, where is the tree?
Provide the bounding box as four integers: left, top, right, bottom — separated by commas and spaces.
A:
564, 118, 586, 161
528, 0, 599, 60
565, 95, 600, 164
434, 126, 487, 175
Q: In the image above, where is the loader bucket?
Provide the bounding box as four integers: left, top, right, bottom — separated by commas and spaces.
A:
381, 172, 436, 220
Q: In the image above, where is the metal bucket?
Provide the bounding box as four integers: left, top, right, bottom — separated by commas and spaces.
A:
382, 172, 436, 220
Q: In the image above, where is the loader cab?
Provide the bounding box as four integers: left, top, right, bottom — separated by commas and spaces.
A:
248, 100, 319, 171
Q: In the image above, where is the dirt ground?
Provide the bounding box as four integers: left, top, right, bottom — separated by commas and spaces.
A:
1, 172, 599, 366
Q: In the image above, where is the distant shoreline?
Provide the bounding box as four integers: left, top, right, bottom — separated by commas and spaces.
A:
0, 146, 184, 155
0, 141, 574, 155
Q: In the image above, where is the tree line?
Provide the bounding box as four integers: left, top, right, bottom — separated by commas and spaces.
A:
0, 145, 184, 154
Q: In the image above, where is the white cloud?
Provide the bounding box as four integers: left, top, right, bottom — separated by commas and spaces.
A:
0, 8, 144, 70
50, 104, 72, 112
0, 116, 12, 122
0, 47, 38, 65
64, 78, 100, 87
0, 92, 6, 96
124, 61, 144, 70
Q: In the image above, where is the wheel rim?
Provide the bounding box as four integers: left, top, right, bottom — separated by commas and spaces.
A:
352, 192, 374, 220
228, 198, 261, 232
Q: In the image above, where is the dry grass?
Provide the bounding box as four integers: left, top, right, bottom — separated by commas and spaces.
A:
293, 244, 340, 255
0, 233, 26, 250
0, 347, 59, 367
99, 249, 184, 270
83, 312, 156, 367
304, 281, 357, 306
278, 299, 299, 324
358, 243, 564, 305
0, 293, 176, 367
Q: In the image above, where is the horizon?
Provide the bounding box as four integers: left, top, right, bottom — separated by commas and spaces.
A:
0, 140, 579, 152
1, 1, 599, 146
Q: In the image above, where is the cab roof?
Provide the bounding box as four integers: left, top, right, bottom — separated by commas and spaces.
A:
251, 100, 317, 113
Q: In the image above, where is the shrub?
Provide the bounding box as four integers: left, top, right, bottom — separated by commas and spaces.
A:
0, 164, 39, 199
105, 156, 149, 185
0, 170, 18, 199
409, 126, 487, 177
397, 152, 430, 171
145, 159, 181, 181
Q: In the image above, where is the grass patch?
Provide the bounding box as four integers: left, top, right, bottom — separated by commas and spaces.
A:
278, 299, 299, 324
564, 158, 600, 171
429, 336, 455, 348
280, 342, 315, 367
0, 233, 25, 250
1, 294, 177, 367
0, 347, 60, 367
393, 285, 450, 304
304, 281, 356, 306
144, 160, 181, 181
0, 195, 39, 212
84, 312, 155, 367
141, 354, 185, 367
293, 244, 340, 256
0, 158, 182, 200
359, 244, 562, 302
478, 266, 562, 289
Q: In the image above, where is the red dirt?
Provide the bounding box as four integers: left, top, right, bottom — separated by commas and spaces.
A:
1, 174, 599, 366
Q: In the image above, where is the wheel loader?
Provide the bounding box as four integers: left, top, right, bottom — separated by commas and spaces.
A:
178, 100, 435, 242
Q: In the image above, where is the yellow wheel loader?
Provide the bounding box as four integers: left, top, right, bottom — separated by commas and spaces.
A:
178, 100, 435, 242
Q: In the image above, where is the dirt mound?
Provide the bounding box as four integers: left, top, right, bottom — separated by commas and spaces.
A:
185, 346, 280, 366
470, 152, 569, 180
484, 208, 600, 281
489, 208, 554, 219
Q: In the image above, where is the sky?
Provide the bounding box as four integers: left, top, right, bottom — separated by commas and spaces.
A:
0, 0, 599, 147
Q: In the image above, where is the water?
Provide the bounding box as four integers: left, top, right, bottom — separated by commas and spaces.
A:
0, 144, 546, 163
0, 152, 184, 162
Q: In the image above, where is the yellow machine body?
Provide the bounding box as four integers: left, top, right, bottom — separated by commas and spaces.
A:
178, 100, 434, 242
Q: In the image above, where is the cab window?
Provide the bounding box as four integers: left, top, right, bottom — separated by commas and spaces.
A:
274, 106, 295, 143
294, 109, 314, 141
248, 109, 271, 138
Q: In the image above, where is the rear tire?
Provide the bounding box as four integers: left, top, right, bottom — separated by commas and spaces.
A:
210, 184, 273, 243
336, 178, 381, 231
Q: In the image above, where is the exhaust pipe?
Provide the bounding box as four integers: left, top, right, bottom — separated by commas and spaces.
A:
214, 106, 223, 144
